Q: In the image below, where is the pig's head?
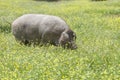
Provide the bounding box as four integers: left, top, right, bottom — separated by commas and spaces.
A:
59, 29, 77, 50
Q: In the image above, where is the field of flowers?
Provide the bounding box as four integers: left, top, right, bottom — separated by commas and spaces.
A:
0, 0, 120, 79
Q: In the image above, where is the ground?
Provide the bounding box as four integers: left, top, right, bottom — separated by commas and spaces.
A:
0, 0, 120, 80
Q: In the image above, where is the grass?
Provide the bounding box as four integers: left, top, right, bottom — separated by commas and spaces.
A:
0, 0, 120, 79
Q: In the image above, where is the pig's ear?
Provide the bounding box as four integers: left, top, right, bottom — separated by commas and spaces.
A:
62, 32, 69, 40
59, 32, 69, 44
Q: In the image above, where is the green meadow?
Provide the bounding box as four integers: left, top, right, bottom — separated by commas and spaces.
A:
0, 0, 120, 79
